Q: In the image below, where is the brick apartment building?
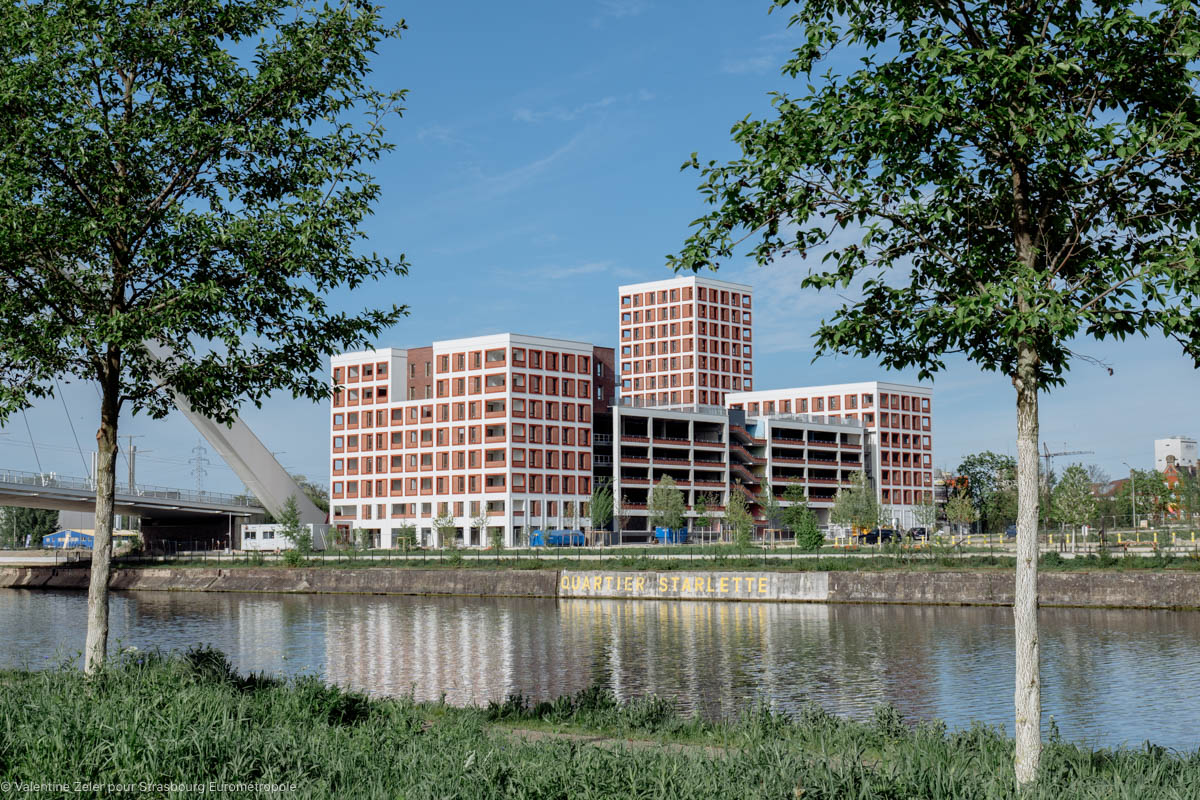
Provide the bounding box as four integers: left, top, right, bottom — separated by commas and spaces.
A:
328, 277, 933, 546
727, 381, 934, 524
329, 334, 615, 547
618, 276, 754, 408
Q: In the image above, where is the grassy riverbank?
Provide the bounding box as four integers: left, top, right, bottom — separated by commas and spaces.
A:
2, 649, 1196, 798
117, 547, 1200, 574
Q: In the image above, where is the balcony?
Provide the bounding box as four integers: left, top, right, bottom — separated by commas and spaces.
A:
693, 439, 724, 448
621, 434, 649, 443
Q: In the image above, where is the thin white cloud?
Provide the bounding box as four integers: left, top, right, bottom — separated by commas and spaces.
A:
592, 0, 649, 25
513, 90, 653, 125
441, 131, 588, 204
514, 96, 618, 124
720, 28, 803, 76
518, 261, 641, 281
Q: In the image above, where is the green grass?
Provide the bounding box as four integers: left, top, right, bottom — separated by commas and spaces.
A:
3, 648, 1199, 799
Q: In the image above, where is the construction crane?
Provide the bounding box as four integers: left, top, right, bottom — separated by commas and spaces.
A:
1041, 443, 1094, 480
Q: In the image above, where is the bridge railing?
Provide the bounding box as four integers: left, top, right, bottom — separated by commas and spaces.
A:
0, 468, 260, 508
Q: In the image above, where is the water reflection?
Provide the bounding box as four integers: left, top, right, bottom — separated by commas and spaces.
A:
1, 589, 1198, 751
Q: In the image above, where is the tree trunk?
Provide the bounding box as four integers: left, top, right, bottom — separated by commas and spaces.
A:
1013, 343, 1041, 786
84, 359, 120, 674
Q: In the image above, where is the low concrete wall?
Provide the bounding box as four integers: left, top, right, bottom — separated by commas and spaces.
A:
0, 567, 559, 599
2, 566, 1199, 609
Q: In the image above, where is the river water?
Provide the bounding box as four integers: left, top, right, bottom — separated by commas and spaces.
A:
2, 589, 1198, 752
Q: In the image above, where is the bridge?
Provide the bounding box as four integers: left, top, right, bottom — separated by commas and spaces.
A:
0, 468, 267, 550
0, 469, 264, 520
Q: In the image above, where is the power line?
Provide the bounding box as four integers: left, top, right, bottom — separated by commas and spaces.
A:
55, 377, 91, 478
21, 409, 42, 474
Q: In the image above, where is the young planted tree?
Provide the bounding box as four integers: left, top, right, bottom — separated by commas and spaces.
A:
614, 496, 633, 541
782, 484, 822, 551
830, 471, 882, 536
649, 475, 687, 533
725, 488, 753, 551
693, 494, 711, 535
277, 496, 311, 567
945, 496, 980, 537
589, 480, 614, 542
911, 493, 939, 533
395, 524, 417, 553
472, 508, 492, 549
0, 1, 407, 674
758, 479, 784, 540
433, 511, 457, 552
672, 0, 1200, 782
1052, 464, 1097, 535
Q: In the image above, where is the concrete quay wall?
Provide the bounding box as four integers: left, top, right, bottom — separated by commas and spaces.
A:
2, 566, 1199, 610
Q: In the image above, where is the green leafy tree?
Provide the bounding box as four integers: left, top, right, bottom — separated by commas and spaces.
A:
1117, 469, 1172, 524
945, 496, 980, 536
1052, 464, 1097, 531
782, 485, 822, 551
0, 1, 407, 673
649, 475, 686, 532
911, 493, 939, 532
394, 524, 417, 553
472, 508, 492, 549
433, 511, 457, 552
725, 487, 753, 550
1174, 471, 1200, 530
693, 494, 711, 533
290, 475, 330, 514
830, 471, 881, 534
277, 496, 311, 567
563, 500, 578, 531
758, 480, 784, 536
957, 452, 1018, 532
671, 0, 1200, 781
1, 506, 60, 548
589, 480, 614, 533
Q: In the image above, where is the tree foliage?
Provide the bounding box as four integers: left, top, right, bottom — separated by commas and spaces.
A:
1052, 464, 1097, 529
0, 0, 408, 672
649, 475, 687, 531
671, 0, 1200, 783
957, 452, 1018, 531
725, 487, 753, 550
945, 496, 980, 533
0, 506, 60, 547
433, 512, 456, 551
589, 480, 614, 532
782, 484, 822, 550
693, 494, 711, 532
758, 479, 784, 532
830, 471, 881, 533
394, 524, 417, 552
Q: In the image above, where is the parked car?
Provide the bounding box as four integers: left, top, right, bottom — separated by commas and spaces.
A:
861, 528, 898, 545
906, 527, 929, 541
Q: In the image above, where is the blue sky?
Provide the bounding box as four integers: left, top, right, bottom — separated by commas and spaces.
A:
4, 0, 1198, 493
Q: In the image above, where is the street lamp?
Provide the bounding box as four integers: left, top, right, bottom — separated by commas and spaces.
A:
1122, 461, 1137, 531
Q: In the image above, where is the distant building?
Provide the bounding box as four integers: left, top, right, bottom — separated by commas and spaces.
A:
617, 275, 754, 408
1155, 436, 1197, 472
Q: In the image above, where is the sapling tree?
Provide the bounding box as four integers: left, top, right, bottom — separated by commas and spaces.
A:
433, 511, 457, 552
649, 475, 687, 532
725, 487, 753, 550
0, 0, 408, 674
672, 0, 1200, 782
1052, 464, 1097, 533
589, 480, 614, 538
783, 484, 822, 550
473, 508, 493, 549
